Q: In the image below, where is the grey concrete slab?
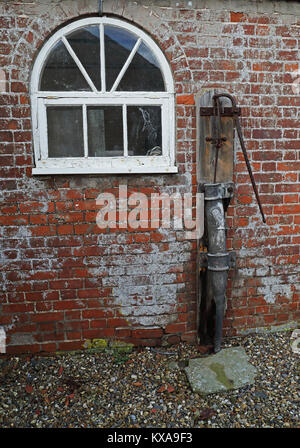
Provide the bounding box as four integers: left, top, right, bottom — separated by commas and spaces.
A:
185, 346, 257, 395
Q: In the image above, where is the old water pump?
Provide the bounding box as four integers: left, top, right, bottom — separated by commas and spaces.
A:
197, 91, 266, 353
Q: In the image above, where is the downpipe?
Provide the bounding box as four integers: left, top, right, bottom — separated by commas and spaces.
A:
203, 183, 235, 353
207, 255, 230, 353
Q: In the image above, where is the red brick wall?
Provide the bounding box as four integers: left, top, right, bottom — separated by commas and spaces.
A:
0, 0, 299, 353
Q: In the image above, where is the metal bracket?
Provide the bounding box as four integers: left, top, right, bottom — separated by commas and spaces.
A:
198, 182, 234, 200
198, 251, 236, 271
206, 136, 227, 146
200, 106, 241, 117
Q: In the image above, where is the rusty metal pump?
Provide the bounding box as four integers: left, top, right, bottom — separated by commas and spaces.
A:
197, 92, 266, 353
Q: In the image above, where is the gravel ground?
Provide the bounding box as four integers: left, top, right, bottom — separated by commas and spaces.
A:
0, 331, 299, 429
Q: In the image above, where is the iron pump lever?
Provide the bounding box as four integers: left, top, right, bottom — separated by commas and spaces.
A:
212, 93, 266, 224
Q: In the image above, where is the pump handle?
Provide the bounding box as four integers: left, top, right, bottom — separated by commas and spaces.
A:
212, 93, 266, 224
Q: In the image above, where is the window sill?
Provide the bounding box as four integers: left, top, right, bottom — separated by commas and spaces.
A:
32, 166, 178, 175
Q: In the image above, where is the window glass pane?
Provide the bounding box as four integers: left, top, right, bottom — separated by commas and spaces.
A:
117, 42, 165, 92
127, 106, 162, 156
66, 26, 101, 91
104, 25, 138, 91
47, 106, 84, 157
87, 106, 123, 157
40, 40, 91, 91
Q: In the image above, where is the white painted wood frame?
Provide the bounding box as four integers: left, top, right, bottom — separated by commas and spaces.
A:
30, 17, 177, 175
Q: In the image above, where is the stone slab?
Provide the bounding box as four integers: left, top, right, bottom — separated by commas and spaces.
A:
185, 346, 257, 395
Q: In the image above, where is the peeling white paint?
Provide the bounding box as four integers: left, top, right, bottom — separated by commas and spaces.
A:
112, 250, 181, 327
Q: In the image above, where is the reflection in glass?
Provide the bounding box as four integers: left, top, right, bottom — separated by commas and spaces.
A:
117, 42, 165, 92
87, 106, 123, 157
47, 106, 84, 157
66, 26, 101, 91
127, 106, 162, 156
40, 40, 91, 91
104, 25, 138, 92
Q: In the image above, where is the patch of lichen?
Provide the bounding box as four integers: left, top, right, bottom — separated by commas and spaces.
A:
83, 338, 108, 351
209, 362, 235, 390
55, 339, 134, 357
83, 339, 134, 354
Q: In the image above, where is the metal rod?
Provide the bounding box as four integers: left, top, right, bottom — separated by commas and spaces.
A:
234, 116, 266, 223
212, 93, 266, 224
98, 0, 103, 16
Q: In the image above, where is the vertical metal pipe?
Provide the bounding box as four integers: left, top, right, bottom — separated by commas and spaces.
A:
210, 269, 228, 353
204, 184, 230, 353
98, 0, 103, 16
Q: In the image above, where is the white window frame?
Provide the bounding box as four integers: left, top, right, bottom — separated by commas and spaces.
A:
31, 17, 177, 175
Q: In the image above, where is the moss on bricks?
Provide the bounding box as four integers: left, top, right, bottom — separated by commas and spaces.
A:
82, 339, 134, 354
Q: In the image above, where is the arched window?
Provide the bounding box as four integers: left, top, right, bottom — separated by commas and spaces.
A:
31, 17, 176, 174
